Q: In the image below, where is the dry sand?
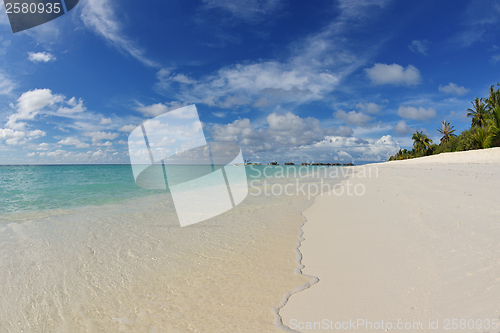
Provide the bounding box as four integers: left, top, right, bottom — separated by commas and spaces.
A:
280, 148, 500, 332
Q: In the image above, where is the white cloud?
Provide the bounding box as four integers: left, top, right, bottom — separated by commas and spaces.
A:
58, 137, 91, 148
213, 112, 227, 118
0, 127, 45, 145
157, 1, 381, 108
438, 82, 470, 96
335, 125, 354, 137
392, 120, 413, 136
92, 150, 107, 158
211, 112, 352, 156
201, 0, 282, 23
161, 61, 341, 108
28, 129, 46, 138
355, 102, 381, 114
218, 95, 249, 109
171, 74, 197, 85
118, 124, 137, 132
337, 150, 352, 160
492, 55, 500, 63
100, 117, 112, 125
25, 147, 124, 164
7, 89, 64, 130
0, 128, 25, 141
28, 52, 56, 62
3, 89, 138, 147
42, 150, 68, 157
336, 0, 389, 19
449, 0, 500, 48
365, 63, 421, 86
101, 141, 112, 147
397, 106, 436, 121
292, 134, 399, 163
0, 71, 15, 95
83, 131, 119, 143
36, 149, 106, 163
37, 142, 50, 150
136, 101, 187, 117
335, 110, 373, 127
408, 40, 429, 55
80, 0, 159, 67
56, 97, 86, 115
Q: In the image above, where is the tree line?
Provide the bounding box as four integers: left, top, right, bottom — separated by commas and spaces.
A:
389, 83, 500, 161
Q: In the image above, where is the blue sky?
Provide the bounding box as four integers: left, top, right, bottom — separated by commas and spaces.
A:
0, 0, 499, 164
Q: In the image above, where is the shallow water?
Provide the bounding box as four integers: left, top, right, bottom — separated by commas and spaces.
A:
0, 165, 346, 332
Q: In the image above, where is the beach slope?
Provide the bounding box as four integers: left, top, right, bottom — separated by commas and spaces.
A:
280, 148, 500, 332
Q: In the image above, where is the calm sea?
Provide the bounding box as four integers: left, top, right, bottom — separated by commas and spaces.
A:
0, 164, 342, 216
0, 165, 163, 215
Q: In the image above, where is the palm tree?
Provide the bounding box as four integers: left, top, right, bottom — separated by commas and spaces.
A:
467, 97, 489, 128
485, 83, 500, 111
437, 120, 456, 144
474, 127, 492, 149
486, 105, 500, 146
412, 131, 433, 153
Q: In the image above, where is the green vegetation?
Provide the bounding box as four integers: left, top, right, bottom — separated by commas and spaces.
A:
389, 83, 500, 161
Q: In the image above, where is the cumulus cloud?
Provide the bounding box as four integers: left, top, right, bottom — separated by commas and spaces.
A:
28, 129, 46, 138
334, 125, 354, 137
365, 63, 421, 86
28, 52, 56, 62
34, 149, 119, 163
335, 110, 373, 127
6, 89, 64, 130
0, 128, 26, 144
100, 117, 112, 125
0, 127, 45, 145
211, 112, 349, 154
355, 102, 381, 114
83, 131, 119, 143
392, 120, 413, 136
58, 137, 90, 148
158, 61, 341, 108
290, 134, 399, 163
208, 112, 382, 163
438, 82, 470, 96
37, 142, 50, 150
397, 106, 436, 121
136, 101, 187, 117
4, 89, 96, 132
56, 97, 86, 115
408, 40, 429, 55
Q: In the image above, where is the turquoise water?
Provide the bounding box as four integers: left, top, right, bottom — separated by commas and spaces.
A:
0, 165, 164, 215
0, 164, 343, 216
0, 163, 344, 332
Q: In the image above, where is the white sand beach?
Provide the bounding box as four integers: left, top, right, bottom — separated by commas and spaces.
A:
280, 148, 500, 332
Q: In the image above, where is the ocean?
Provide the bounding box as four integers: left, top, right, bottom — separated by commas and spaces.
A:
0, 164, 345, 332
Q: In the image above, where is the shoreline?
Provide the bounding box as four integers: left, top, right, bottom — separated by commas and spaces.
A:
280, 147, 500, 332
1, 168, 346, 332
275, 208, 319, 332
